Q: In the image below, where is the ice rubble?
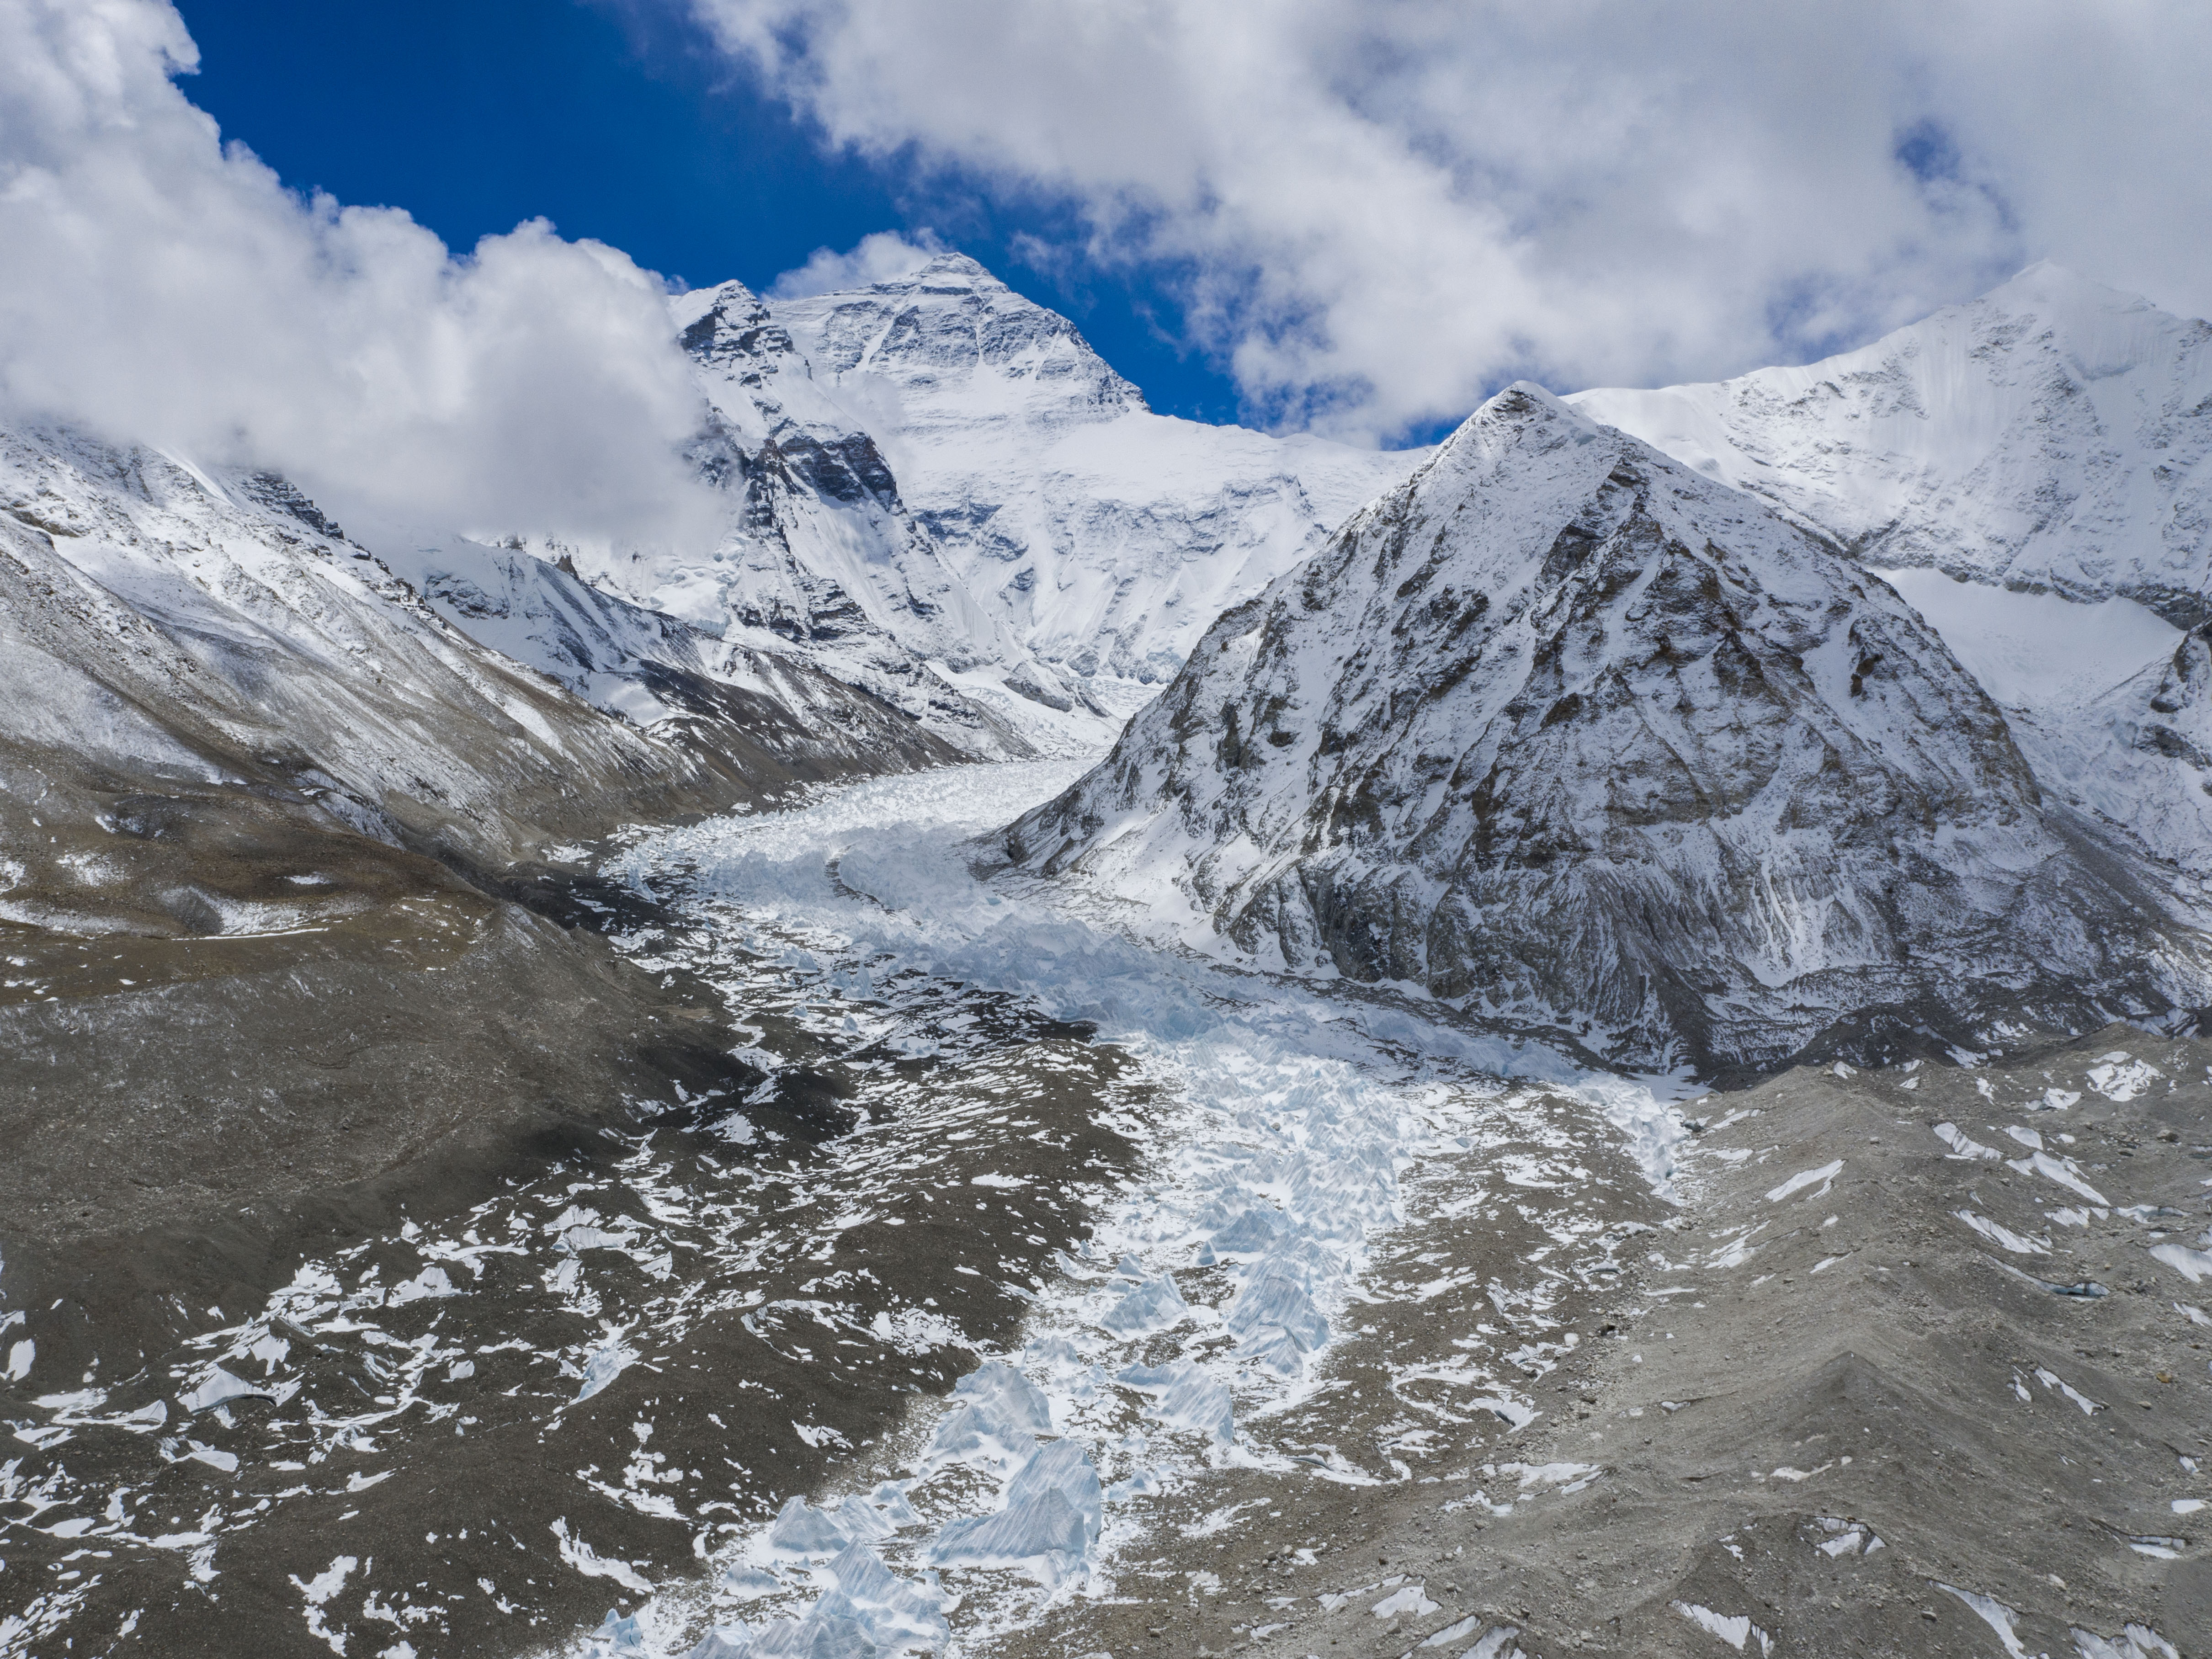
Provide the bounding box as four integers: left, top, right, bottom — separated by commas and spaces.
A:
559, 756, 1687, 1656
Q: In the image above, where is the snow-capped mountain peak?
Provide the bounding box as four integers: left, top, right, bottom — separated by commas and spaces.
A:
770, 253, 1426, 690
1002, 381, 2210, 1067
778, 252, 1149, 438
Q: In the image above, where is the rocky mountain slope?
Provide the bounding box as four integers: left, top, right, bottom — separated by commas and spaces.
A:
775, 253, 1422, 689
1000, 385, 2212, 1069
0, 422, 953, 895
1573, 265, 2212, 882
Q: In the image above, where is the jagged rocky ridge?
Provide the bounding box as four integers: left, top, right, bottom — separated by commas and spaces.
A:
1574, 263, 2212, 882
1001, 385, 2212, 1069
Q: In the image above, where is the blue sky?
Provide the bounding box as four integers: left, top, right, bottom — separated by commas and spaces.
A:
170, 0, 1262, 430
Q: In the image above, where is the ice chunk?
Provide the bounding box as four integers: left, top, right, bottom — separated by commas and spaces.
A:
2085, 1055, 2161, 1101
1372, 1584, 1439, 1618
1956, 1211, 2050, 1255
928, 1486, 1089, 1582
1005, 1438, 1104, 1537
864, 1484, 920, 1528
2012, 1150, 2108, 1205
2150, 1241, 2212, 1284
1208, 1208, 1285, 1258
1226, 1258, 1329, 1352
685, 1631, 751, 1659
719, 1564, 784, 1599
2070, 1624, 2181, 1659
1938, 1583, 2030, 1657
1117, 1361, 1235, 1445
819, 1543, 950, 1651
1670, 1601, 1774, 1654
576, 1339, 636, 1402
948, 1360, 1051, 1434
588, 1608, 647, 1652
1933, 1123, 2002, 1160
388, 1266, 458, 1305
1765, 1160, 1843, 1201
767, 1496, 852, 1557
180, 1366, 269, 1414
1099, 1274, 1187, 1336
827, 1495, 896, 1543
923, 1402, 1036, 1473
1420, 1614, 1486, 1648
743, 1590, 880, 1658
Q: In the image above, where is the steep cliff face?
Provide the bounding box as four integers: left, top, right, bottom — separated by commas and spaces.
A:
530, 278, 1056, 758
1002, 387, 2209, 1067
1573, 266, 2212, 881
774, 254, 1422, 689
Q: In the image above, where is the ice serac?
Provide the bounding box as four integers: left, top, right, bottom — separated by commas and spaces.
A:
1570, 267, 2212, 877
1002, 385, 2212, 1068
773, 253, 1422, 692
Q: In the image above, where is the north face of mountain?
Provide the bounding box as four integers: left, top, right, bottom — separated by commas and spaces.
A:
530, 278, 1056, 758
773, 254, 1422, 690
1000, 385, 2209, 1069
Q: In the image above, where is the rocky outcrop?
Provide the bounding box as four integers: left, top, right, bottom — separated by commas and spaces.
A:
1002, 386, 2212, 1068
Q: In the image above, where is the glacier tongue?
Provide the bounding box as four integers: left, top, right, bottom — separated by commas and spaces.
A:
1000, 382, 2212, 1069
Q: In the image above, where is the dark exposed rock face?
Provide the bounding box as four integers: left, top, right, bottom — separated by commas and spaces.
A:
1005, 386, 2212, 1068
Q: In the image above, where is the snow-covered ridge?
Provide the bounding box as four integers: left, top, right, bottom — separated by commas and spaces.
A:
0, 421, 953, 880
1001, 383, 2212, 1068
1569, 262, 2212, 624
1571, 265, 2212, 880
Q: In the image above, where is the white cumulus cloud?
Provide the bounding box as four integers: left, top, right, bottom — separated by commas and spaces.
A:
689, 0, 2212, 442
769, 229, 942, 298
0, 0, 714, 542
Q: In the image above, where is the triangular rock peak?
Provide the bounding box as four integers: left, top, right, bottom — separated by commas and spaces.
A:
1002, 384, 2211, 1069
